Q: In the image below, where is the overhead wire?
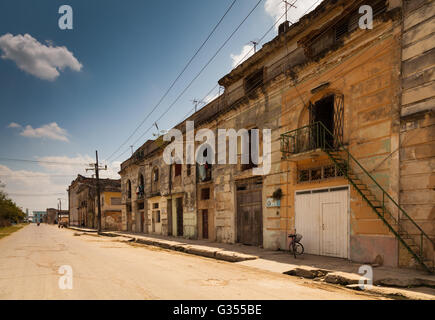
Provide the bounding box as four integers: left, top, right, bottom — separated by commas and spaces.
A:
105, 0, 238, 162
109, 0, 265, 162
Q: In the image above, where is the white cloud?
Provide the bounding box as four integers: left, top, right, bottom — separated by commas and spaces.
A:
8, 122, 21, 128
204, 92, 221, 104
229, 1, 321, 70
0, 33, 82, 81
18, 122, 69, 142
0, 155, 121, 211
230, 44, 255, 68
37, 155, 121, 180
265, 0, 321, 25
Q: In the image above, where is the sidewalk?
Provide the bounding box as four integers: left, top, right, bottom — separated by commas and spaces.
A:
67, 226, 435, 299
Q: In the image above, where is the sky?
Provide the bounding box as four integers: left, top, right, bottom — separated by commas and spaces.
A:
0, 0, 321, 212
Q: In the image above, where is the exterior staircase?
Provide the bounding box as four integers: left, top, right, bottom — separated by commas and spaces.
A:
281, 121, 434, 273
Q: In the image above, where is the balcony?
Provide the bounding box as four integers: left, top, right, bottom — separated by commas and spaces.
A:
281, 122, 340, 160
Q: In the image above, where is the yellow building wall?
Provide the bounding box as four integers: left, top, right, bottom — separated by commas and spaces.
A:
279, 21, 402, 266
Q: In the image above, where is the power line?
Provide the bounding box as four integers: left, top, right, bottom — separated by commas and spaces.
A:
6, 193, 66, 197
0, 157, 88, 166
182, 7, 290, 120
105, 0, 238, 162
111, 0, 264, 162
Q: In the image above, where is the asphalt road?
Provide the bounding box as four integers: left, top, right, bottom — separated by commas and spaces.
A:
0, 224, 378, 300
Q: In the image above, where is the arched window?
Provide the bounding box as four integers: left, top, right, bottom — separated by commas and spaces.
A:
153, 168, 159, 182
151, 167, 159, 193
137, 174, 145, 198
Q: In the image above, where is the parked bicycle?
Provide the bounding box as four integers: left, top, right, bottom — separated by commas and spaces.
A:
288, 232, 304, 258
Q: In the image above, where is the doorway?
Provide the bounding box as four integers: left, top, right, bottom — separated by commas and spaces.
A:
167, 199, 173, 236
295, 186, 349, 258
310, 94, 344, 148
311, 95, 334, 147
140, 212, 144, 233
176, 197, 183, 236
202, 209, 209, 239
236, 178, 263, 246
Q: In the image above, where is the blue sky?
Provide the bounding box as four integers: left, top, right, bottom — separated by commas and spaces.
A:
0, 0, 320, 211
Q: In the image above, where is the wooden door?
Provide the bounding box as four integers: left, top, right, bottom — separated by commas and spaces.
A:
140, 212, 144, 233
236, 179, 263, 246
176, 197, 183, 236
202, 209, 209, 239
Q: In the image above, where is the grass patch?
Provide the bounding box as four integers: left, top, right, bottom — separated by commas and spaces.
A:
0, 224, 25, 239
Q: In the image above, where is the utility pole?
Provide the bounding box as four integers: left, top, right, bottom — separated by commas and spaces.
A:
86, 151, 107, 233
57, 198, 62, 224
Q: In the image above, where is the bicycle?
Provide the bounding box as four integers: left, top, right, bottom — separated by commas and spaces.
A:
288, 232, 304, 258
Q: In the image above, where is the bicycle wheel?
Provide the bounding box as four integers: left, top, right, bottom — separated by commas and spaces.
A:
294, 243, 304, 255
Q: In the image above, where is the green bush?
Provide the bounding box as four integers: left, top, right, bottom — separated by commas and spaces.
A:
0, 182, 25, 226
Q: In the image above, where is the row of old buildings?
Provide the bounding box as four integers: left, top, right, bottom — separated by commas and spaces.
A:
69, 0, 434, 272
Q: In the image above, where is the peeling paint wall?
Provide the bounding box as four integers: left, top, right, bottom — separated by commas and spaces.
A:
280, 3, 403, 266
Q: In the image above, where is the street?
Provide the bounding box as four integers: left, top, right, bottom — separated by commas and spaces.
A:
0, 224, 379, 300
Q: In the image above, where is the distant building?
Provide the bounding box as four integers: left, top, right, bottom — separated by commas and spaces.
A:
68, 175, 121, 229
46, 208, 69, 224
32, 211, 47, 223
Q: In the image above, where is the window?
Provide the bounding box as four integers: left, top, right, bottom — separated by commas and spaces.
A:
197, 146, 212, 182
153, 203, 159, 209
127, 180, 132, 199
174, 163, 182, 177
153, 168, 159, 182
138, 174, 145, 197
186, 164, 191, 176
245, 69, 263, 94
242, 129, 259, 171
298, 165, 343, 183
308, 0, 387, 58
201, 188, 210, 200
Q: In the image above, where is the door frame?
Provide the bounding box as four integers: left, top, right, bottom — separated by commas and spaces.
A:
294, 185, 350, 259
235, 177, 263, 246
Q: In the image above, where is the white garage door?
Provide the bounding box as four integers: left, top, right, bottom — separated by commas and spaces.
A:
295, 186, 349, 258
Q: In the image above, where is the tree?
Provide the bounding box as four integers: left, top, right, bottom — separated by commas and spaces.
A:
0, 180, 25, 227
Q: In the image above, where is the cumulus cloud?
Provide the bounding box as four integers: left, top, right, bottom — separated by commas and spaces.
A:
8, 122, 21, 128
0, 155, 121, 211
13, 122, 70, 142
37, 155, 121, 179
0, 33, 82, 81
230, 44, 255, 68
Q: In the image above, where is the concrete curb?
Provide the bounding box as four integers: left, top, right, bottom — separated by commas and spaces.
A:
103, 232, 258, 263
67, 226, 98, 233
282, 266, 435, 299
346, 284, 435, 300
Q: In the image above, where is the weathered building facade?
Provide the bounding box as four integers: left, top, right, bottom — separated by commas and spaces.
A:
68, 175, 122, 230
119, 0, 434, 271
